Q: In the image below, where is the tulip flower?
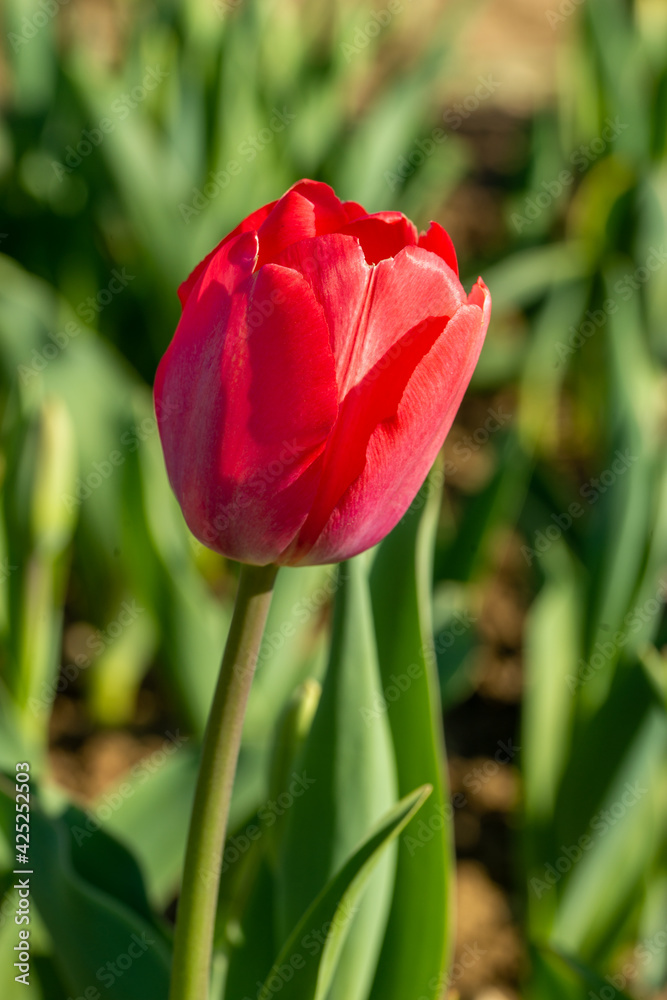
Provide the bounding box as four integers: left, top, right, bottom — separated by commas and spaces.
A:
155, 179, 490, 567
156, 180, 490, 1000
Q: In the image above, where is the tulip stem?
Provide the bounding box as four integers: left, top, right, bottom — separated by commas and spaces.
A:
169, 562, 279, 1000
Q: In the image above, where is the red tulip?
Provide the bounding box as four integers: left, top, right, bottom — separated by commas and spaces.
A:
154, 179, 491, 566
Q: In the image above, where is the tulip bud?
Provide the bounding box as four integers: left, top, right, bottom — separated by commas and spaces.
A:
155, 179, 490, 567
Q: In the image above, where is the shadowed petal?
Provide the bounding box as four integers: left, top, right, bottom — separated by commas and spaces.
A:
178, 202, 275, 307
157, 236, 339, 564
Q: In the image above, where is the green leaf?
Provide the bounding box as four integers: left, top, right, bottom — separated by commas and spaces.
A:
222, 680, 321, 996
99, 743, 199, 908
263, 786, 431, 1000
243, 565, 331, 751
266, 679, 322, 868
527, 945, 634, 1000
88, 608, 159, 726
60, 805, 157, 926
550, 700, 667, 958
482, 243, 589, 313
579, 270, 665, 705
554, 655, 663, 857
522, 541, 582, 941
431, 582, 479, 708
1, 395, 78, 757
277, 557, 398, 1000
0, 889, 46, 999
334, 0, 477, 212
0, 795, 171, 999
437, 431, 533, 585
222, 857, 277, 1000
523, 660, 667, 962
517, 283, 589, 451
4, 0, 56, 112
367, 470, 453, 1000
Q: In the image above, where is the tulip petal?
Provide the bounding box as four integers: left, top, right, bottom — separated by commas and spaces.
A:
339, 212, 418, 265
256, 185, 356, 268
275, 238, 465, 399
353, 246, 466, 383
177, 201, 275, 307
343, 199, 369, 222
418, 221, 459, 276
285, 313, 447, 562
177, 180, 359, 307
274, 234, 372, 392
468, 276, 492, 317
288, 282, 491, 565
289, 179, 364, 230
156, 236, 339, 564
255, 191, 321, 268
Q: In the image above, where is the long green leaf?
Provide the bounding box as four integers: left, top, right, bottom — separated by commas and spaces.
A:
277, 556, 398, 1000
367, 470, 452, 1000
262, 786, 431, 1000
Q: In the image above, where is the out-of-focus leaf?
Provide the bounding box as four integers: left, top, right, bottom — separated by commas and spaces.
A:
580, 268, 664, 710
4, 0, 56, 111
2, 394, 77, 756
66, 56, 191, 294
266, 679, 321, 867
0, 794, 171, 1000
88, 608, 159, 725
550, 701, 667, 958
243, 565, 331, 748
431, 582, 479, 709
0, 889, 45, 999
585, 0, 650, 161
553, 668, 661, 867
61, 804, 158, 928
517, 283, 589, 454
527, 946, 634, 1000
634, 872, 667, 990
437, 432, 532, 585
522, 542, 582, 939
99, 744, 199, 907
482, 243, 589, 313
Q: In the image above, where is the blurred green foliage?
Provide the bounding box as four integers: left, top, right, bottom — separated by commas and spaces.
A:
0, 0, 666, 997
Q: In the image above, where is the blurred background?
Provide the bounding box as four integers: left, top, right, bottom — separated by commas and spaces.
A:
1, 0, 667, 997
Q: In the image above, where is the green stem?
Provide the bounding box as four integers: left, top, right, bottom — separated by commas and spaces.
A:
169, 562, 279, 1000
